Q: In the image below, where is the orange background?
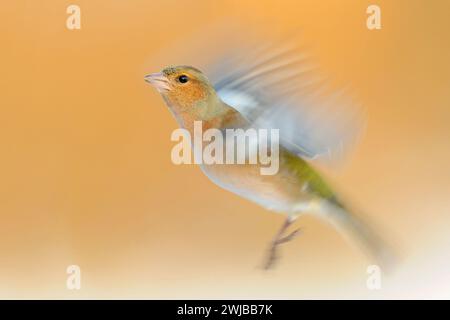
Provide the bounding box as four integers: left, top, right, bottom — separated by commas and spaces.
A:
1, 0, 450, 298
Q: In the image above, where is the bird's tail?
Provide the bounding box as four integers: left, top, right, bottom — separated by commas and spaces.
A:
315, 200, 398, 272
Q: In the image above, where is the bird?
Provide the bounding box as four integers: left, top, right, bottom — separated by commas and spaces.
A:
144, 44, 392, 270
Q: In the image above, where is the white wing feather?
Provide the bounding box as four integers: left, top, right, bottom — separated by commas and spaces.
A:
204, 41, 365, 163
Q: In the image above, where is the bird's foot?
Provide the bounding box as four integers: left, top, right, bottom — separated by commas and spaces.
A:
276, 228, 301, 245
263, 227, 301, 270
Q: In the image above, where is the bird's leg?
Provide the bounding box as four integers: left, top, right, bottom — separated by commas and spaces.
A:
263, 216, 301, 270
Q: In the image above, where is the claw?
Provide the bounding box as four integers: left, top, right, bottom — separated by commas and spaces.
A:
263, 244, 279, 270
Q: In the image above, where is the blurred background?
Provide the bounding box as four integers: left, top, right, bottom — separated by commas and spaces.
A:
1, 0, 450, 299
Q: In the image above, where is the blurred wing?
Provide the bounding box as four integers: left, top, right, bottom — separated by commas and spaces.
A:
206, 41, 366, 163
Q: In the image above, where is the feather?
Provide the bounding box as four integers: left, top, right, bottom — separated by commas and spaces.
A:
203, 40, 366, 165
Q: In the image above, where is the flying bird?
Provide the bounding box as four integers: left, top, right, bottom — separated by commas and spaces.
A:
144, 41, 392, 270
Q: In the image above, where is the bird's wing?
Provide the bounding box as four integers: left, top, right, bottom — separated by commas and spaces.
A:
205, 41, 366, 164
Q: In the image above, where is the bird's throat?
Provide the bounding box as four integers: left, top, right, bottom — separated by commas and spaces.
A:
174, 100, 241, 135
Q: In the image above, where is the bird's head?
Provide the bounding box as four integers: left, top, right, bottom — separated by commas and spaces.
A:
145, 66, 220, 122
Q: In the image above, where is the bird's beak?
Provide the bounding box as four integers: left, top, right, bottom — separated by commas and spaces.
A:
144, 72, 171, 92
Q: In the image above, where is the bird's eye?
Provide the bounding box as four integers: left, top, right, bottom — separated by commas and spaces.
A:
178, 75, 189, 83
